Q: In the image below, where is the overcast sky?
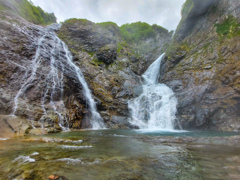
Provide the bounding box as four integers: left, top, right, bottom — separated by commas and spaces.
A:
31, 0, 186, 30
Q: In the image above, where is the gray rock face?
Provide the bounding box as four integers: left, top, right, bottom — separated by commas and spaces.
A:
96, 44, 117, 65
0, 2, 173, 130
57, 19, 172, 128
0, 12, 92, 129
161, 0, 240, 131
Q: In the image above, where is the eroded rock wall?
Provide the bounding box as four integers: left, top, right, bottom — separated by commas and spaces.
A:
57, 19, 172, 128
0, 12, 90, 130
160, 0, 240, 131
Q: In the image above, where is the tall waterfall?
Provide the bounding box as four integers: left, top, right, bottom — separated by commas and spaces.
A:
128, 53, 177, 130
11, 24, 105, 129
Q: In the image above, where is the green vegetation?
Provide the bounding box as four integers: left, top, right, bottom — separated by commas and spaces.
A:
97, 21, 118, 29
0, 0, 56, 25
181, 0, 194, 18
117, 41, 129, 53
119, 22, 168, 44
165, 40, 191, 61
152, 24, 168, 34
62, 18, 91, 26
92, 58, 104, 66
35, 6, 56, 25
215, 16, 240, 38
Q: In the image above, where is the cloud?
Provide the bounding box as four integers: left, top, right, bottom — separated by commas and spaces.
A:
31, 0, 185, 30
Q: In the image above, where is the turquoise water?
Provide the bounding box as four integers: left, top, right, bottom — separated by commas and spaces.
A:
0, 129, 240, 180
134, 129, 240, 137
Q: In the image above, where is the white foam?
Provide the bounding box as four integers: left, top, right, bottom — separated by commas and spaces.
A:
112, 134, 127, 137
135, 129, 189, 133
0, 138, 9, 141
58, 158, 83, 165
70, 140, 83, 143
60, 145, 93, 150
57, 158, 101, 165
31, 152, 39, 156
13, 155, 35, 164
128, 53, 178, 130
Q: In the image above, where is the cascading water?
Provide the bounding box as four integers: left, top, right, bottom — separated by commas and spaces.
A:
128, 53, 177, 130
60, 37, 105, 129
11, 24, 105, 130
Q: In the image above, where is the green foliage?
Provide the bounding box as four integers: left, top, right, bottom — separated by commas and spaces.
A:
117, 43, 123, 53
0, 4, 6, 11
119, 22, 167, 44
92, 58, 104, 66
0, 0, 56, 25
181, 0, 194, 18
64, 18, 90, 25
97, 21, 118, 28
152, 24, 168, 34
215, 16, 240, 38
36, 6, 56, 25
117, 41, 129, 53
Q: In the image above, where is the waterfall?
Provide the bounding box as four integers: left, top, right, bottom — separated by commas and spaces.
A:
11, 24, 105, 130
128, 53, 177, 130
60, 38, 105, 129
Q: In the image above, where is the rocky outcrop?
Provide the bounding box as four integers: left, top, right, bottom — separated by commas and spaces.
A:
0, 11, 89, 131
0, 0, 56, 25
96, 44, 117, 65
160, 0, 240, 131
0, 0, 172, 132
57, 19, 172, 128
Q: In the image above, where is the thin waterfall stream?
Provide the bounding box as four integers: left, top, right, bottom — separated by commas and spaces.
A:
11, 24, 105, 130
128, 53, 178, 130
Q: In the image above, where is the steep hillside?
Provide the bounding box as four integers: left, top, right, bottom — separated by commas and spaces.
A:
160, 0, 240, 131
0, 0, 56, 25
119, 22, 173, 62
0, 0, 172, 136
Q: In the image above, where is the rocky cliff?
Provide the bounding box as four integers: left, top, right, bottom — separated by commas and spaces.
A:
2, 0, 239, 134
0, 0, 172, 136
0, 11, 91, 134
57, 19, 172, 128
160, 0, 240, 131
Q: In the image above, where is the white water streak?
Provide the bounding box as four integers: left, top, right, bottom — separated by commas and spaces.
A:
61, 40, 105, 129
11, 24, 105, 130
128, 53, 177, 130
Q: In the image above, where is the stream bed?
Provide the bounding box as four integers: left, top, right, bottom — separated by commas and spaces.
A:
1, 129, 240, 180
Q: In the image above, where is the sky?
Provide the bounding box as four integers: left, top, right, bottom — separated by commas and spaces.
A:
31, 0, 186, 31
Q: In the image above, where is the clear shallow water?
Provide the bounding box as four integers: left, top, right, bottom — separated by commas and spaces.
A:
135, 129, 240, 137
1, 130, 240, 180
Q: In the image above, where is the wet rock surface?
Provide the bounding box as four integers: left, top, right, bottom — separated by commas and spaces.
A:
0, 1, 172, 130
0, 12, 92, 130
57, 19, 172, 128
160, 0, 240, 131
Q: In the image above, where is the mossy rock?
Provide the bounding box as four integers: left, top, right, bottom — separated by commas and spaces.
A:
96, 44, 117, 65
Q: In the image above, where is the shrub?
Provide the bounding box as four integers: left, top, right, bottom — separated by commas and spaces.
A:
0, 0, 56, 25
215, 16, 240, 37
119, 22, 167, 44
